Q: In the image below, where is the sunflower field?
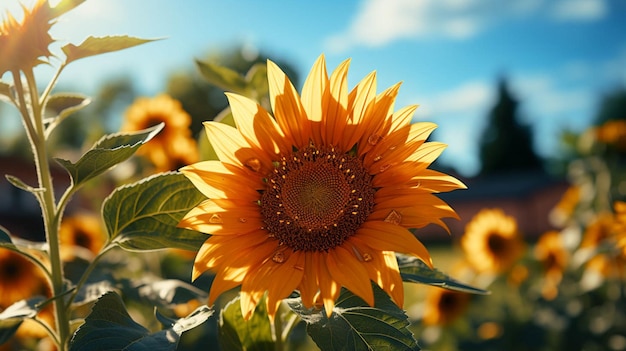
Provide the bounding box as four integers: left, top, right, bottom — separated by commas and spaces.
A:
0, 1, 625, 351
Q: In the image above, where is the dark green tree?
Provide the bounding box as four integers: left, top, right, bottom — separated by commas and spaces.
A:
479, 77, 543, 175
593, 86, 626, 125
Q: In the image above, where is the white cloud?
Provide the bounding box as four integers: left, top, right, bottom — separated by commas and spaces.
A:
551, 0, 607, 21
325, 0, 608, 51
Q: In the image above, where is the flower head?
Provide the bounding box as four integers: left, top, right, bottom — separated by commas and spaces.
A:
0, 249, 48, 307
179, 55, 465, 319
422, 287, 471, 326
60, 212, 106, 260
461, 208, 526, 274
122, 94, 199, 172
0, 0, 56, 75
534, 230, 569, 299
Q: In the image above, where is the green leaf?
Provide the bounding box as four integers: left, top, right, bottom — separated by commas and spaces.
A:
0, 297, 46, 344
219, 295, 275, 351
124, 278, 208, 309
0, 226, 11, 246
55, 123, 163, 188
103, 172, 208, 251
195, 60, 248, 94
288, 284, 420, 351
5, 174, 44, 194
62, 36, 160, 64
51, 0, 86, 17
43, 93, 91, 125
69, 292, 212, 351
245, 63, 269, 100
397, 254, 489, 295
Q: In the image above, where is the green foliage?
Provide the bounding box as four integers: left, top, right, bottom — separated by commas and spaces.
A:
103, 172, 207, 252
398, 254, 489, 295
0, 297, 46, 344
43, 93, 91, 136
62, 36, 160, 65
289, 285, 421, 351
69, 291, 212, 351
218, 296, 275, 351
56, 123, 163, 189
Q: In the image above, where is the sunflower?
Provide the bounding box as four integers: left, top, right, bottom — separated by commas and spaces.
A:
614, 201, 626, 255
549, 185, 581, 227
421, 287, 471, 326
59, 212, 106, 260
0, 0, 56, 75
594, 119, 626, 151
121, 94, 199, 172
582, 211, 626, 279
460, 208, 526, 274
0, 249, 48, 308
179, 54, 465, 319
534, 230, 569, 300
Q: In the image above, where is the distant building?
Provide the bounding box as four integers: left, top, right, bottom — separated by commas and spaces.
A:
420, 170, 569, 242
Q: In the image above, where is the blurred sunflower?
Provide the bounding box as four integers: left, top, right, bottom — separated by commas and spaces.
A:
0, 249, 48, 307
594, 119, 626, 151
422, 287, 471, 326
59, 212, 106, 260
549, 185, 581, 227
582, 211, 626, 279
122, 94, 199, 172
461, 208, 526, 274
179, 54, 465, 319
534, 230, 569, 300
614, 201, 626, 255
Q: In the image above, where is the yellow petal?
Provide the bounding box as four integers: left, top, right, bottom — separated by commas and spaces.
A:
267, 59, 310, 148
179, 199, 262, 235
301, 54, 328, 146
317, 253, 340, 317
325, 58, 350, 147
327, 245, 374, 306
180, 161, 262, 199
264, 250, 305, 318
298, 252, 319, 308
342, 71, 377, 151
357, 221, 433, 268
225, 92, 290, 155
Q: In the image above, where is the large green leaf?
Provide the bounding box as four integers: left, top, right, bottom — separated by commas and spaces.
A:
43, 93, 91, 130
123, 278, 208, 309
397, 254, 489, 295
0, 297, 46, 345
103, 172, 207, 251
55, 123, 163, 189
288, 284, 420, 351
62, 36, 159, 64
195, 60, 248, 95
219, 296, 275, 351
69, 291, 212, 351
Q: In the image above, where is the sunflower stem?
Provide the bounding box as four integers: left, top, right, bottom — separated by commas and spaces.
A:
22, 68, 71, 351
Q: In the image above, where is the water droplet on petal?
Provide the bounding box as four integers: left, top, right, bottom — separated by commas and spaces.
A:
294, 265, 304, 271
209, 214, 223, 223
245, 158, 261, 172
384, 210, 402, 225
362, 253, 373, 262
373, 155, 382, 162
272, 251, 286, 263
239, 218, 247, 223
368, 134, 382, 145
379, 164, 392, 173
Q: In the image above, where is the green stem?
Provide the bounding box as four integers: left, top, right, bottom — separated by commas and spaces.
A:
65, 243, 115, 313
23, 68, 70, 351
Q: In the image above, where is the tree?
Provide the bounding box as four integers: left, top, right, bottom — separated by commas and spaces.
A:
479, 77, 542, 175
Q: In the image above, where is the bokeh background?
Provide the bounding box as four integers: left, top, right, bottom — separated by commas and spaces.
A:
1, 0, 625, 350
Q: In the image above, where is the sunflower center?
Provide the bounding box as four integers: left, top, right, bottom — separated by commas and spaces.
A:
261, 144, 375, 252
487, 233, 507, 255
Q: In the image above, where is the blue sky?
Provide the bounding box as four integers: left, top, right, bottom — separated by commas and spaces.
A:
2, 0, 626, 176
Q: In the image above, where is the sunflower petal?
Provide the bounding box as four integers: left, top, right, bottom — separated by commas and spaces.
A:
180, 161, 262, 199
325, 58, 351, 147
301, 55, 328, 145
357, 221, 433, 268
298, 252, 319, 308
343, 71, 377, 151
267, 59, 310, 148
317, 253, 340, 317
226, 92, 290, 155
327, 245, 374, 306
